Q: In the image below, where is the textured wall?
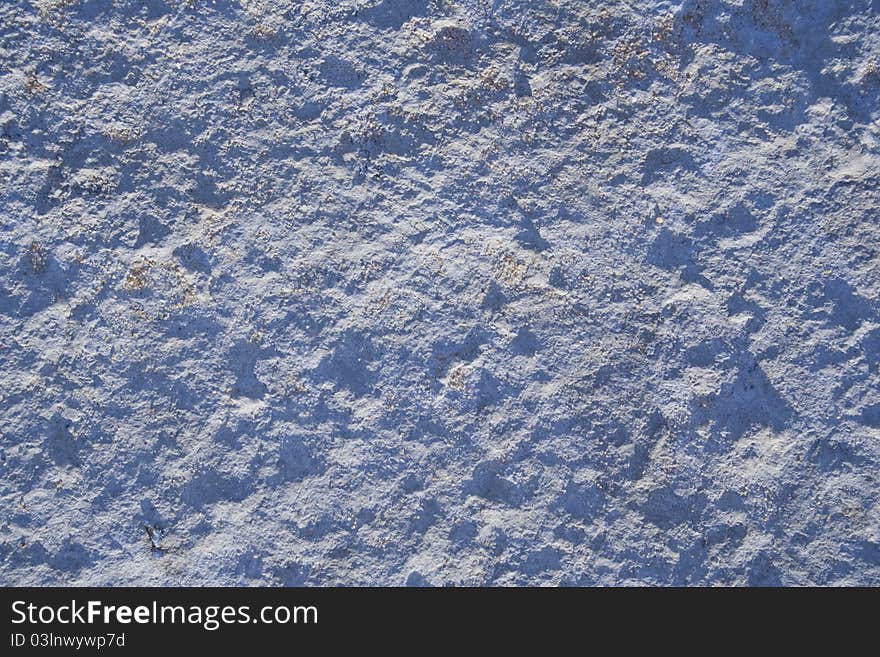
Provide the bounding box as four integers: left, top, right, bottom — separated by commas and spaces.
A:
1, 0, 879, 585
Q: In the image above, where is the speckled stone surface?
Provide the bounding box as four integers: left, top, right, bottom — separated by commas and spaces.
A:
1, 0, 879, 585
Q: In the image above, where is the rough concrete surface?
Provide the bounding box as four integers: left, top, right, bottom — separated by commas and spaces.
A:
1, 0, 879, 586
